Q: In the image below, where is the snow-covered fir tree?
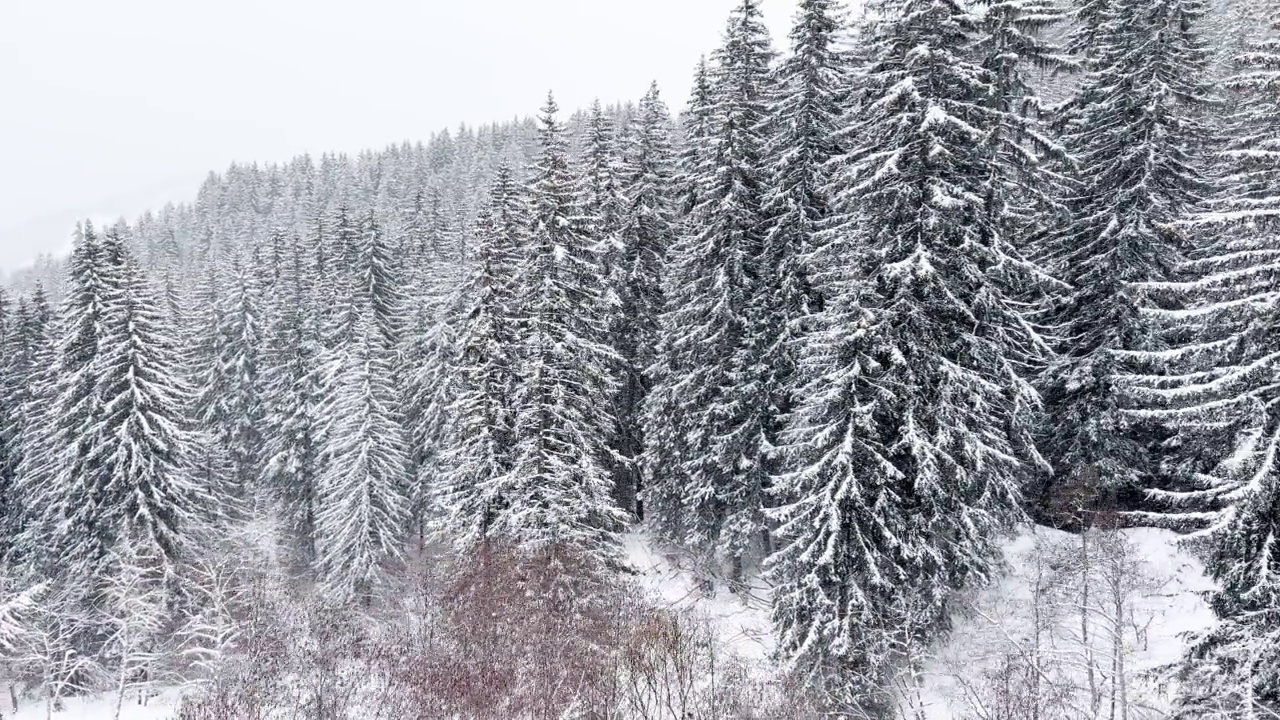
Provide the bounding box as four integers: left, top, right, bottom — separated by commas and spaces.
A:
315, 304, 412, 601
759, 0, 848, 408
24, 223, 115, 581
768, 0, 1045, 700
216, 252, 266, 507
1121, 11, 1280, 716
0, 289, 52, 562
643, 57, 718, 544
315, 215, 412, 601
30, 228, 211, 585
1174, 473, 1280, 717
261, 232, 325, 564
0, 290, 14, 557
645, 0, 777, 579
434, 183, 523, 549
574, 100, 633, 513
1040, 0, 1212, 516
613, 83, 676, 520
86, 232, 213, 578
500, 93, 626, 557
972, 0, 1072, 512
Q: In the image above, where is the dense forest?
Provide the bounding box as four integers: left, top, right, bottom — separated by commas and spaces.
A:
1, 0, 1278, 717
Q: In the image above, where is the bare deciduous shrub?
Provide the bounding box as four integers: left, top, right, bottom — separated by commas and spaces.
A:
176, 541, 819, 720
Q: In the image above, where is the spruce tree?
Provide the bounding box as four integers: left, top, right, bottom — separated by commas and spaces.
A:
758, 0, 851, 603
88, 232, 212, 576
973, 0, 1071, 510
187, 247, 265, 511
645, 0, 776, 576
8, 284, 54, 566
315, 212, 412, 600
769, 0, 1042, 697
315, 302, 412, 601
403, 278, 466, 541
261, 233, 325, 564
643, 59, 718, 543
1173, 473, 1280, 717
0, 290, 14, 558
37, 228, 209, 583
1, 290, 52, 564
219, 252, 266, 506
501, 93, 626, 555
576, 99, 635, 513
761, 0, 847, 353
1040, 0, 1212, 513
1122, 13, 1280, 715
766, 254, 906, 708
28, 223, 113, 579
435, 197, 522, 549
614, 83, 677, 520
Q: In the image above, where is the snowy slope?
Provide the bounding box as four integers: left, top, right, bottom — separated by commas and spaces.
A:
629, 526, 1215, 719
12, 528, 1213, 720
624, 534, 775, 663
918, 526, 1216, 720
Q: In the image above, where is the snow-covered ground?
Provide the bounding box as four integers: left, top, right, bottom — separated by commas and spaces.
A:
14, 527, 1214, 719
629, 526, 1215, 719
12, 691, 181, 720
917, 526, 1215, 719
624, 534, 775, 663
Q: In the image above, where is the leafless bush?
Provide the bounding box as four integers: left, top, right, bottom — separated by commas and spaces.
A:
176, 541, 814, 720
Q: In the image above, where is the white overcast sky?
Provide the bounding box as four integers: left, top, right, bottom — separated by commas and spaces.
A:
0, 0, 805, 275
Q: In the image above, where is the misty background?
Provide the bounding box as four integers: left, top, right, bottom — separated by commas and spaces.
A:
0, 0, 803, 276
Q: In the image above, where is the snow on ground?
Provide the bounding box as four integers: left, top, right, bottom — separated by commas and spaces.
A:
12, 690, 180, 720
18, 528, 1215, 719
918, 526, 1217, 719
623, 533, 775, 663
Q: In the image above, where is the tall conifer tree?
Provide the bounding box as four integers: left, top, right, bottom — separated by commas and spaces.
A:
501, 94, 626, 556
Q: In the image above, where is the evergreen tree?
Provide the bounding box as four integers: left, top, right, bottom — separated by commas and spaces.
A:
757, 0, 851, 591
643, 60, 718, 543
613, 84, 677, 519
402, 197, 470, 533
315, 217, 413, 601
315, 305, 411, 601
645, 0, 776, 576
435, 199, 522, 549
403, 261, 469, 542
0, 289, 14, 557
27, 223, 113, 579
400, 189, 432, 278
761, 0, 847, 345
87, 232, 212, 577
972, 0, 1072, 511
1, 290, 53, 564
1040, 0, 1212, 513
37, 228, 209, 583
766, 252, 905, 709
769, 0, 1042, 696
219, 252, 266, 506
675, 57, 718, 219
1122, 13, 1280, 715
186, 246, 264, 511
261, 233, 325, 564
576, 99, 635, 513
1173, 473, 1280, 717
501, 93, 626, 555
352, 212, 408, 353
185, 257, 225, 512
